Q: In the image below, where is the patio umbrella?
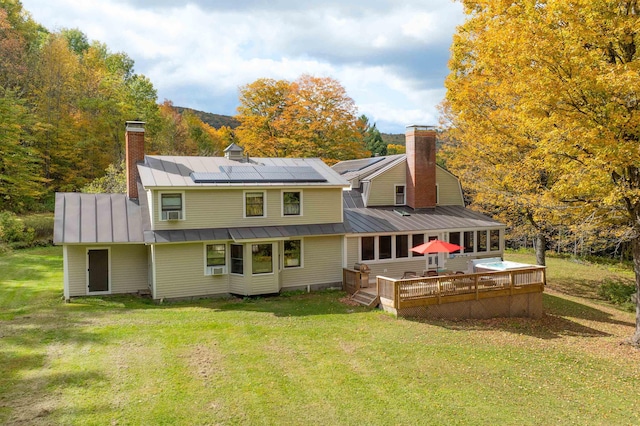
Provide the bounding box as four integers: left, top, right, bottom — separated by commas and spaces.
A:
410, 239, 463, 273
410, 239, 463, 255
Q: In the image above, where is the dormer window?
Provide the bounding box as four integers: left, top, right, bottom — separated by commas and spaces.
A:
394, 185, 406, 205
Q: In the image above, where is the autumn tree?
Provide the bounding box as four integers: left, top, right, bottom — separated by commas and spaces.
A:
236, 75, 368, 163
446, 0, 640, 345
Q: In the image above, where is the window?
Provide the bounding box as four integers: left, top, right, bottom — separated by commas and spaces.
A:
230, 244, 243, 274
464, 231, 474, 253
206, 244, 225, 266
411, 234, 424, 257
160, 193, 183, 220
284, 240, 302, 268
283, 191, 301, 216
245, 191, 265, 217
396, 234, 408, 258
379, 236, 392, 259
477, 230, 488, 252
490, 229, 500, 251
361, 237, 374, 261
449, 232, 461, 253
205, 244, 226, 275
395, 185, 405, 205
252, 244, 273, 274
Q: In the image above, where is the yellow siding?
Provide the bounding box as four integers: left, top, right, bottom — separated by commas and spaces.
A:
65, 244, 148, 297
366, 259, 431, 281
281, 236, 343, 289
155, 243, 229, 299
436, 167, 464, 206
365, 162, 406, 206
66, 245, 86, 297
110, 245, 149, 293
345, 237, 358, 269
152, 187, 343, 230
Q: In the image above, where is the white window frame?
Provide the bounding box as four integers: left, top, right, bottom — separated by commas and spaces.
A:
394, 184, 406, 206
283, 239, 304, 269
436, 183, 440, 205
244, 190, 267, 218
410, 233, 425, 258
251, 243, 274, 275
230, 244, 244, 275
158, 191, 186, 222
281, 190, 303, 217
203, 243, 227, 276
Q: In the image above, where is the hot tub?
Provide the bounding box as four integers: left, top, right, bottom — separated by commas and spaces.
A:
474, 260, 533, 272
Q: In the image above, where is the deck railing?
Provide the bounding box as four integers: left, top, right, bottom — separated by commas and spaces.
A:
376, 267, 546, 309
343, 268, 369, 294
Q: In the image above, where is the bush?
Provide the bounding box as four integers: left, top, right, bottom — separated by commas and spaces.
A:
21, 213, 54, 241
598, 279, 636, 311
0, 211, 36, 249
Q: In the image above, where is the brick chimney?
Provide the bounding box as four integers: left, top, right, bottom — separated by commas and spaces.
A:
125, 121, 145, 200
405, 125, 437, 209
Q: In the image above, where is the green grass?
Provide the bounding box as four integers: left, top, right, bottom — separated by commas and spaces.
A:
1, 247, 640, 425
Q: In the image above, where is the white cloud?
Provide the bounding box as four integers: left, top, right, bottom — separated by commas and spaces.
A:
20, 0, 464, 133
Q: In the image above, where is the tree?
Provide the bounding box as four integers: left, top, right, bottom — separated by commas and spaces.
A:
0, 89, 45, 212
82, 161, 126, 193
386, 144, 405, 155
359, 115, 387, 157
235, 74, 368, 163
445, 0, 640, 345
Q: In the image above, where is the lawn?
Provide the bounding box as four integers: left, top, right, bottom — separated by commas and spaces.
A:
1, 247, 639, 425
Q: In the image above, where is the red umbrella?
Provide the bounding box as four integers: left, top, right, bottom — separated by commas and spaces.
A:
410, 239, 463, 254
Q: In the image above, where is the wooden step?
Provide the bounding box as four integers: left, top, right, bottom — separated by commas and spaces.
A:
351, 290, 379, 308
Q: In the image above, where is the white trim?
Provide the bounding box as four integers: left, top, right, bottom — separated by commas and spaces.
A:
86, 247, 111, 295
63, 245, 70, 300
394, 184, 406, 206
158, 191, 186, 222
281, 190, 303, 217
436, 183, 440, 205
243, 190, 267, 218
230, 243, 244, 275
283, 238, 303, 269
150, 245, 157, 299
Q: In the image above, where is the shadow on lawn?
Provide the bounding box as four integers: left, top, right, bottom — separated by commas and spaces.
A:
421, 293, 633, 340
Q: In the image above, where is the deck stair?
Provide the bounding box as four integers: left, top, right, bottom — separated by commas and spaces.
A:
351, 290, 379, 308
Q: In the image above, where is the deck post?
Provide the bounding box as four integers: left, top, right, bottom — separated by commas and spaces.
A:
509, 271, 514, 295
394, 280, 400, 309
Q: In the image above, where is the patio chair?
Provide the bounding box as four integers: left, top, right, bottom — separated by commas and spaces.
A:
402, 271, 417, 279
423, 270, 439, 277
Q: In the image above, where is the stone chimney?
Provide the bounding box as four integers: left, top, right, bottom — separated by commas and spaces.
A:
125, 121, 145, 200
405, 125, 437, 209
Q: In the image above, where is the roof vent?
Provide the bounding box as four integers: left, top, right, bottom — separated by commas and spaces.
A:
394, 209, 411, 217
224, 143, 245, 161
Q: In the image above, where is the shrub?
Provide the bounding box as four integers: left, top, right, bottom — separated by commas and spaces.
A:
598, 279, 636, 311
21, 213, 54, 241
0, 211, 36, 248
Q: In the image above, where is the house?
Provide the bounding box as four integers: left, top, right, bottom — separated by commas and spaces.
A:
334, 125, 505, 280
54, 123, 505, 301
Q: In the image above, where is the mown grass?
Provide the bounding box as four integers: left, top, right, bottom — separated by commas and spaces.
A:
1, 247, 639, 425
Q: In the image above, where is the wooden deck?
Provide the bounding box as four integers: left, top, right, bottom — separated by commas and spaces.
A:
344, 267, 546, 316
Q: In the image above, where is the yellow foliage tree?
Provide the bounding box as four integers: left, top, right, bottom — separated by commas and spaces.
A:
446, 0, 640, 344
235, 74, 368, 163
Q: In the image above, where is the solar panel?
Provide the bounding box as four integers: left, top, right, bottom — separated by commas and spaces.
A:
191, 165, 327, 183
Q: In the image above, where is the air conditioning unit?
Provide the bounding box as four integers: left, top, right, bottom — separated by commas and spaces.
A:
207, 266, 226, 275
166, 211, 181, 220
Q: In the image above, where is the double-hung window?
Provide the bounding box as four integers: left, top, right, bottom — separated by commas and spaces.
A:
283, 191, 301, 216
245, 191, 265, 217
230, 244, 244, 274
205, 244, 226, 275
395, 185, 406, 205
160, 193, 183, 220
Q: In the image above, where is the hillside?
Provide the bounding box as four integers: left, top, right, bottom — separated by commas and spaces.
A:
174, 106, 240, 129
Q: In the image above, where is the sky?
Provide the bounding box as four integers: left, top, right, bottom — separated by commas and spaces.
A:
20, 0, 466, 134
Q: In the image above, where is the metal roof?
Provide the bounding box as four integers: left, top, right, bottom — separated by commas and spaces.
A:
138, 156, 348, 188
150, 223, 348, 243
344, 204, 504, 234
331, 154, 405, 182
54, 193, 146, 244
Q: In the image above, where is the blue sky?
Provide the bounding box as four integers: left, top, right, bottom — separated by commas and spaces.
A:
21, 0, 465, 134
